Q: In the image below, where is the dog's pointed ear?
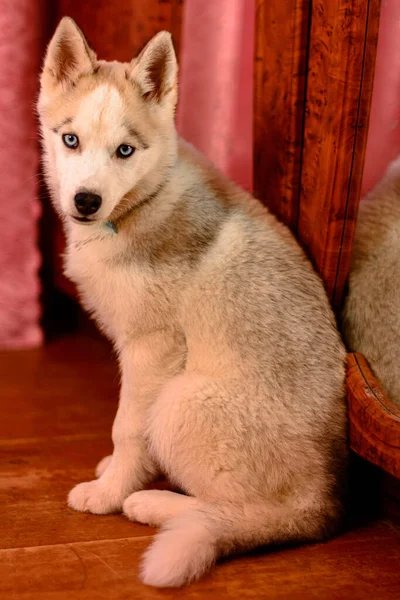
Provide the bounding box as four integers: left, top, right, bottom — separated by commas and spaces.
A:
130, 31, 177, 103
41, 17, 96, 93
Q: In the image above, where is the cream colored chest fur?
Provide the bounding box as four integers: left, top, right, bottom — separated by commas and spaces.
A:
64, 232, 180, 345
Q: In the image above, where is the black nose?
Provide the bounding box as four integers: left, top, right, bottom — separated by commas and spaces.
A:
74, 192, 102, 216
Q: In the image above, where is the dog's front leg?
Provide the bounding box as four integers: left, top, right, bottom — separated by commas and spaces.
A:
68, 331, 184, 514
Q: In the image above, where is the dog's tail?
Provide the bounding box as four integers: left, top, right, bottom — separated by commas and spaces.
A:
140, 497, 338, 587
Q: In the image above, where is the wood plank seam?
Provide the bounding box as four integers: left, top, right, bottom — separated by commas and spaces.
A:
294, 0, 312, 238
331, 0, 375, 307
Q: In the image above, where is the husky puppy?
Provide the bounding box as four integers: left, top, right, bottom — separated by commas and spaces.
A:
343, 158, 400, 409
38, 17, 347, 587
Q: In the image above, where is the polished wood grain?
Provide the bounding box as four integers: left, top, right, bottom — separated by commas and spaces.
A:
347, 353, 400, 479
2, 330, 400, 598
253, 0, 380, 307
253, 0, 310, 232
2, 523, 400, 599
297, 0, 380, 307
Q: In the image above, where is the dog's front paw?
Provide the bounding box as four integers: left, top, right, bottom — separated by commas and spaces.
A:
68, 479, 124, 514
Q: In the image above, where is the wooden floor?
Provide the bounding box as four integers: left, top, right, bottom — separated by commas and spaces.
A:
2, 328, 400, 599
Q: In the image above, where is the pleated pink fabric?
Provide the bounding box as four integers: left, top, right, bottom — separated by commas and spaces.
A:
177, 0, 255, 192
362, 0, 400, 195
0, 1, 44, 348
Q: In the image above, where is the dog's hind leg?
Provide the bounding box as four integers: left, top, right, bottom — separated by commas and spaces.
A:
123, 489, 198, 527
95, 455, 112, 478
141, 372, 343, 587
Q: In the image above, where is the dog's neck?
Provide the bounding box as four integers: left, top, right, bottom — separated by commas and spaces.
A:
106, 169, 175, 234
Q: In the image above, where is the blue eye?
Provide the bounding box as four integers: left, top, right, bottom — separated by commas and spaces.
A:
62, 133, 79, 149
116, 144, 135, 159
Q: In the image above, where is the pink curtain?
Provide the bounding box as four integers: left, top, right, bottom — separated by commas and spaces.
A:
177, 0, 255, 192
0, 1, 44, 348
362, 0, 400, 195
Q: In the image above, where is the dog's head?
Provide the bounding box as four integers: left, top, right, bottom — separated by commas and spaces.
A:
38, 17, 178, 226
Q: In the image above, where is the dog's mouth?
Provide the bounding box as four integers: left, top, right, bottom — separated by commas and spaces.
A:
71, 216, 96, 225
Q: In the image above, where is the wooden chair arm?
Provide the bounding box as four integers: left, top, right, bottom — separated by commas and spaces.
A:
347, 352, 400, 479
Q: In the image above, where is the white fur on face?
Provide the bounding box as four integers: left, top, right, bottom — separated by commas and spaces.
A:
54, 84, 157, 220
